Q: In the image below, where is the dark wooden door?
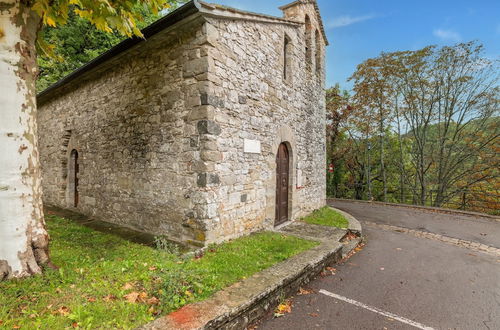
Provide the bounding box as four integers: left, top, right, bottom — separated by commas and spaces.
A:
275, 143, 289, 226
71, 150, 79, 207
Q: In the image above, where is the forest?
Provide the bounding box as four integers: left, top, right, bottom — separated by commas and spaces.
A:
326, 42, 499, 214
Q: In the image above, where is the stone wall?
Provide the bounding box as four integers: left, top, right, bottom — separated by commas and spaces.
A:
38, 16, 214, 246
37, 1, 327, 246
200, 2, 327, 242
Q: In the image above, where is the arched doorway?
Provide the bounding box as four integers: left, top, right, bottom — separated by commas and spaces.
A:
69, 149, 79, 207
275, 143, 290, 226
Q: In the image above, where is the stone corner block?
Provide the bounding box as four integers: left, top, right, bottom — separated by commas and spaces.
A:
197, 173, 220, 187
200, 93, 225, 108
197, 120, 221, 136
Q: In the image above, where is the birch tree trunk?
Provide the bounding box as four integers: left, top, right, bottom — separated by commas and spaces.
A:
0, 1, 51, 280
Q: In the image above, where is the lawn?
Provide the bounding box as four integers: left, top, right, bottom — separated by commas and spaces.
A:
0, 215, 317, 329
301, 207, 349, 229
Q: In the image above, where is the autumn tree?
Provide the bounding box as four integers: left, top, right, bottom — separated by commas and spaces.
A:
36, 3, 166, 92
387, 42, 499, 206
0, 0, 177, 281
332, 41, 499, 212
350, 55, 394, 201
325, 84, 352, 191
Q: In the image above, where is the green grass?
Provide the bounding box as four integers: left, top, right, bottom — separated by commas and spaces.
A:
301, 207, 349, 229
0, 216, 317, 329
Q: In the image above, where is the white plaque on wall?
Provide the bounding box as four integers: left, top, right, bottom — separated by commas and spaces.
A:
244, 139, 261, 154
296, 169, 303, 187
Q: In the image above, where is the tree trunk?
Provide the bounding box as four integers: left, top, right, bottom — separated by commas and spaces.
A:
395, 96, 405, 203
0, 1, 52, 280
365, 138, 372, 200
378, 111, 387, 202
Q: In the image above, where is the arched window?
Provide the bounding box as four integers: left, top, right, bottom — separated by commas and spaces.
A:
315, 29, 322, 76
283, 34, 292, 81
68, 149, 79, 207
304, 15, 312, 70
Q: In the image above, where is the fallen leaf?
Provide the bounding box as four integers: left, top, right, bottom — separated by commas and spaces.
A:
147, 297, 160, 305
298, 287, 313, 295
149, 266, 157, 271
122, 282, 134, 290
13, 326, 20, 329
124, 292, 140, 303
343, 232, 358, 241
72, 322, 79, 328
103, 294, 117, 302
57, 306, 70, 316
148, 307, 160, 315
326, 266, 336, 275
139, 292, 148, 301
29, 314, 36, 318
87, 297, 96, 303
309, 312, 319, 317
274, 300, 292, 317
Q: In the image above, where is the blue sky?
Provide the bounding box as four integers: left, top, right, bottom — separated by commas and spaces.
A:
211, 0, 500, 89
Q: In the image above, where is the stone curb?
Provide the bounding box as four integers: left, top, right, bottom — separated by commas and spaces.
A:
330, 206, 363, 236
363, 221, 500, 257
140, 210, 364, 330
328, 198, 500, 222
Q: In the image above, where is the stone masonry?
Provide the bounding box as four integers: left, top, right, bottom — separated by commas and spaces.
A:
37, 0, 328, 246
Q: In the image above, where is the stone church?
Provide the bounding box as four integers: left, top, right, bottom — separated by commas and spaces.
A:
37, 0, 328, 247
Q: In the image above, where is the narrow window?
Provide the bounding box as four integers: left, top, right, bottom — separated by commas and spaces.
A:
283, 35, 292, 81
304, 15, 312, 70
315, 29, 322, 76
69, 149, 79, 207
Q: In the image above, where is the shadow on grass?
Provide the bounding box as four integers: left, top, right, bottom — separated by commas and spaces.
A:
45, 206, 156, 247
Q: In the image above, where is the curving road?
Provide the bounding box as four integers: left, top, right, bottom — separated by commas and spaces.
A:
258, 200, 500, 330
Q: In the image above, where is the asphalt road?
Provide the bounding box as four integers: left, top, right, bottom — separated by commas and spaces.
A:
258, 201, 500, 330
331, 200, 500, 248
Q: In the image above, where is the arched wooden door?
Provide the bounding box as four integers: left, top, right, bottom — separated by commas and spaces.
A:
275, 143, 289, 226
70, 149, 79, 207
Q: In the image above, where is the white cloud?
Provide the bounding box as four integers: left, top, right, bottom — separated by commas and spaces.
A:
327, 14, 376, 29
433, 28, 462, 42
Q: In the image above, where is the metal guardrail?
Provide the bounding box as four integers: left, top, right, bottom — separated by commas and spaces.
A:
329, 190, 500, 215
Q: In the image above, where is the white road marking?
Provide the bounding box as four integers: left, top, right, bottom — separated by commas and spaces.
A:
319, 289, 435, 330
